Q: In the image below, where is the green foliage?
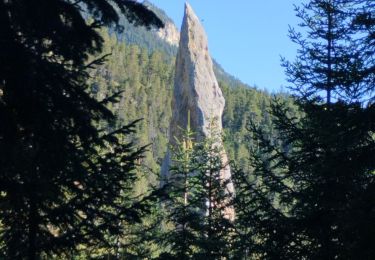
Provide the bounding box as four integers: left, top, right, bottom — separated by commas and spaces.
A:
159, 120, 234, 259
88, 28, 175, 183
159, 124, 202, 259
85, 27, 302, 258
0, 0, 162, 258
191, 124, 234, 259
234, 0, 375, 259
89, 27, 291, 188
3, 0, 372, 258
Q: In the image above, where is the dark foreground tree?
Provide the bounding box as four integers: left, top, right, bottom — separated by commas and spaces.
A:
234, 0, 375, 259
0, 0, 162, 258
159, 120, 234, 259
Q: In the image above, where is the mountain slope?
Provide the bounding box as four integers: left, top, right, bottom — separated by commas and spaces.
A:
118, 1, 255, 90
89, 4, 294, 185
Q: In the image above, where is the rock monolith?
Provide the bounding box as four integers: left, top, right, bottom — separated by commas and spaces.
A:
161, 3, 234, 220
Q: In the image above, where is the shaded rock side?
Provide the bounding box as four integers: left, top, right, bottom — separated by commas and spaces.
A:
161, 3, 235, 221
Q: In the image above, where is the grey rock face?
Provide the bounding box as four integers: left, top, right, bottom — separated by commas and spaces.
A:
162, 3, 235, 220
157, 21, 180, 46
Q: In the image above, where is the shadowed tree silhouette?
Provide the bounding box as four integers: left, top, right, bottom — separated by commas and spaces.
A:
233, 0, 375, 259
0, 0, 163, 259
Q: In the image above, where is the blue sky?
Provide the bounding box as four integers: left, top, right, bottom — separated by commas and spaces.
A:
149, 0, 301, 92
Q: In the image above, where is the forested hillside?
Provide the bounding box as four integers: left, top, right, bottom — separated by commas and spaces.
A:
88, 25, 288, 187
2, 0, 373, 258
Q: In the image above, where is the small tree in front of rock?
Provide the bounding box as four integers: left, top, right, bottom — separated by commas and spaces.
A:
160, 117, 234, 259
192, 119, 234, 259
158, 116, 203, 260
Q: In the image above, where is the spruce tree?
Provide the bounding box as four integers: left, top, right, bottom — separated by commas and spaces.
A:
160, 118, 234, 259
192, 120, 234, 259
0, 0, 162, 258
234, 0, 375, 259
158, 114, 203, 259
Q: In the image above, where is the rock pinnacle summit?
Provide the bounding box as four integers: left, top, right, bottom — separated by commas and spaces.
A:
161, 2, 235, 221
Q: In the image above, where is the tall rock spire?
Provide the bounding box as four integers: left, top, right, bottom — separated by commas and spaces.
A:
161, 2, 235, 220
171, 2, 225, 138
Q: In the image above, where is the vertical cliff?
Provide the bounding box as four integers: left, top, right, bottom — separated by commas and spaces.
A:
157, 21, 180, 46
162, 3, 235, 220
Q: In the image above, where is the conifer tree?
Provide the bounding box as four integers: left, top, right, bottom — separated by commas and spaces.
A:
192, 120, 234, 259
160, 117, 234, 259
235, 0, 375, 259
158, 114, 203, 259
0, 0, 163, 258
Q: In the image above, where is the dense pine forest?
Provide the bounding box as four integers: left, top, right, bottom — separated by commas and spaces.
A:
0, 0, 374, 259
88, 25, 291, 187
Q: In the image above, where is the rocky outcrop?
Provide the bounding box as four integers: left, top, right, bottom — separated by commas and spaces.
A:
157, 21, 180, 46
161, 3, 235, 221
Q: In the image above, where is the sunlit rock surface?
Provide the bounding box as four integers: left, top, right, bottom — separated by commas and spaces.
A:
161, 3, 235, 221
157, 21, 180, 46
